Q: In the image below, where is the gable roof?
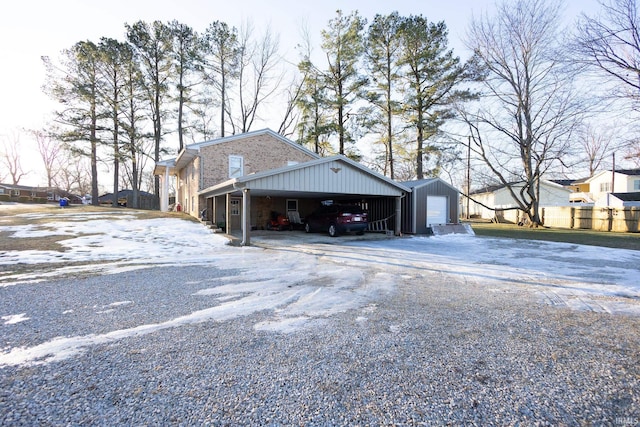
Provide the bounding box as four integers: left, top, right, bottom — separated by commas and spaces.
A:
471, 179, 570, 195
199, 155, 411, 198
155, 129, 319, 174
185, 128, 318, 160
611, 192, 640, 202
401, 177, 460, 193
585, 168, 640, 183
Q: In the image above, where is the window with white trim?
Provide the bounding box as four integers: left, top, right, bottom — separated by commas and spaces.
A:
634, 180, 640, 191
600, 182, 611, 192
229, 155, 244, 178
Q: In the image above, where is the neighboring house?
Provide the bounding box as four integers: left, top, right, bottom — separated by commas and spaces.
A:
401, 178, 461, 234
0, 183, 49, 200
98, 189, 158, 209
584, 169, 640, 207
154, 128, 411, 245
0, 183, 82, 203
467, 180, 572, 221
599, 192, 640, 208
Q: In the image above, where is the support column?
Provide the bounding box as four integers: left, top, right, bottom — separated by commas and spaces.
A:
395, 196, 402, 236
241, 188, 251, 246
225, 193, 231, 235
161, 167, 170, 212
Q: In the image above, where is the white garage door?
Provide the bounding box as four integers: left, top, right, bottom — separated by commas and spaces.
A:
426, 196, 448, 227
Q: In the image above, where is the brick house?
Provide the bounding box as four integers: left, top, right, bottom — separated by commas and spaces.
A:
154, 129, 410, 245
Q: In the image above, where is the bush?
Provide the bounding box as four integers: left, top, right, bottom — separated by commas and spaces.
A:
0, 194, 9, 202
18, 196, 30, 203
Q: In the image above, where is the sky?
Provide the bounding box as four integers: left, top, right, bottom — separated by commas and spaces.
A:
0, 0, 602, 187
0, 205, 638, 367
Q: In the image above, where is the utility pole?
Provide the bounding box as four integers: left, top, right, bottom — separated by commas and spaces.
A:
466, 135, 471, 220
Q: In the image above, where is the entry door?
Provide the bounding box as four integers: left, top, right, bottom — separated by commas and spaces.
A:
426, 196, 448, 227
230, 198, 242, 230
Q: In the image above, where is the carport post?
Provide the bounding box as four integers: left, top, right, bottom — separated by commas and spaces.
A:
225, 194, 231, 235
241, 188, 251, 246
395, 196, 402, 236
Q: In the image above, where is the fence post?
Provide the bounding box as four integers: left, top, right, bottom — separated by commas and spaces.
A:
570, 207, 575, 229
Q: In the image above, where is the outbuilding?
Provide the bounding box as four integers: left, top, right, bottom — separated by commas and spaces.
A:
400, 178, 461, 234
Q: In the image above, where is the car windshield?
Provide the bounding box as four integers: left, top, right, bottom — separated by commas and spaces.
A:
339, 206, 364, 214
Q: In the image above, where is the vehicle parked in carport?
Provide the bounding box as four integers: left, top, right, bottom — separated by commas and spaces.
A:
304, 204, 368, 237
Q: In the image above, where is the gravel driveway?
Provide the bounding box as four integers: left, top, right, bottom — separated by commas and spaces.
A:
1, 210, 638, 425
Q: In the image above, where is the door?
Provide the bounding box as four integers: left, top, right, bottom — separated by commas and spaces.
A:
426, 196, 448, 227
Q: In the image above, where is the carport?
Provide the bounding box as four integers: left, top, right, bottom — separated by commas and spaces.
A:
199, 155, 411, 245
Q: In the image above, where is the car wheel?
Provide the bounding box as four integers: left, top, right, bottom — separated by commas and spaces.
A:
356, 231, 364, 235
305, 223, 311, 233
328, 224, 338, 237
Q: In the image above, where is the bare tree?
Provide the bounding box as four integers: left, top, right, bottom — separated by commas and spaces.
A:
53, 148, 92, 195
578, 123, 617, 176
575, 0, 640, 109
31, 128, 62, 187
235, 21, 283, 133
462, 0, 584, 226
0, 131, 28, 184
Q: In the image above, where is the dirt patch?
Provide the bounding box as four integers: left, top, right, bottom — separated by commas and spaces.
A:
0, 230, 71, 252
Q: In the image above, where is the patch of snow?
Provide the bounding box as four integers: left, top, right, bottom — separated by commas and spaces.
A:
1, 209, 639, 367
2, 313, 29, 325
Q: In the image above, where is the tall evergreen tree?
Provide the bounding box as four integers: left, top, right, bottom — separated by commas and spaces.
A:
365, 12, 403, 178
119, 41, 149, 208
320, 10, 368, 155
126, 20, 173, 197
168, 21, 201, 152
42, 41, 103, 205
296, 57, 333, 154
96, 37, 131, 207
398, 16, 472, 179
203, 21, 240, 137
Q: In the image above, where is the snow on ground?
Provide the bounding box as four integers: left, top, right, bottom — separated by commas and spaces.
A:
0, 207, 639, 366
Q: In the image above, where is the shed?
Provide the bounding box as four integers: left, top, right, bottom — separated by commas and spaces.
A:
401, 178, 460, 234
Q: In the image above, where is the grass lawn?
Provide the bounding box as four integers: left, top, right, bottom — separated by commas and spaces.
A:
468, 221, 640, 251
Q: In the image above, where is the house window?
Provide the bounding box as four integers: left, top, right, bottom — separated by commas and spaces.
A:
10, 189, 19, 196
230, 199, 240, 215
600, 182, 611, 192
286, 199, 298, 212
229, 155, 244, 178
634, 180, 640, 191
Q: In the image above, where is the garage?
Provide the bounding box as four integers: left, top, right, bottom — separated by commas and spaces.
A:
401, 178, 461, 234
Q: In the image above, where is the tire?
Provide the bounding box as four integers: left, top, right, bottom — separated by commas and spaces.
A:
328, 224, 338, 237
356, 230, 364, 235
305, 223, 311, 233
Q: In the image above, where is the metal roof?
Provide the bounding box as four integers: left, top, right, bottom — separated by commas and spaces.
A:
199, 155, 411, 198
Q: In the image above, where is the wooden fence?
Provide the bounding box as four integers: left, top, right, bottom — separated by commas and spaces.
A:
542, 206, 640, 232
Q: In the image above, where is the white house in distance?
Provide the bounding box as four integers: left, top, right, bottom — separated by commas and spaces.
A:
584, 169, 640, 207
467, 180, 572, 221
